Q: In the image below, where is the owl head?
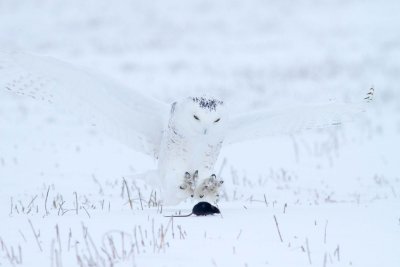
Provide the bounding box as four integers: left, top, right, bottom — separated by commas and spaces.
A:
170, 96, 227, 138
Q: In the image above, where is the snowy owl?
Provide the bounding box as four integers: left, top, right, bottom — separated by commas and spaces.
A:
0, 51, 374, 205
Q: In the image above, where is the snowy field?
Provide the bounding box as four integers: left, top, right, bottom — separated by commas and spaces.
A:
0, 0, 400, 266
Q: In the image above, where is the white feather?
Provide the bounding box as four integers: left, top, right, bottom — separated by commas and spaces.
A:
0, 50, 169, 158
226, 92, 373, 144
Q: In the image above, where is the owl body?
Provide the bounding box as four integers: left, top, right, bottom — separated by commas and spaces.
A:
156, 97, 225, 204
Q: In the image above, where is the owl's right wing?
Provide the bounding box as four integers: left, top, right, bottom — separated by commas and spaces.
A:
0, 50, 169, 158
226, 88, 374, 144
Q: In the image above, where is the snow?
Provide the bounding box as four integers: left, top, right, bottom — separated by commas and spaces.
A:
0, 0, 399, 266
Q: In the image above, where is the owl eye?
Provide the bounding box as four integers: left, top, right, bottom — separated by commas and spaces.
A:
214, 118, 221, 123
193, 115, 200, 121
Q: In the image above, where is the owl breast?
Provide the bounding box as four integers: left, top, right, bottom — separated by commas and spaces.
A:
157, 122, 223, 186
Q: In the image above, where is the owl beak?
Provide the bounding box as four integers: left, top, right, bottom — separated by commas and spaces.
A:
203, 129, 208, 135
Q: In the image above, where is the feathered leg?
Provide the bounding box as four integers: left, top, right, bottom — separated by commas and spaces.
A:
179, 170, 198, 197
197, 174, 224, 201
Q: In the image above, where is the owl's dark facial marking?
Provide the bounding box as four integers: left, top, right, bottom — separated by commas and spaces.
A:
192, 97, 223, 111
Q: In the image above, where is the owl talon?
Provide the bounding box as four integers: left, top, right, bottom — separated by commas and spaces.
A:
179, 170, 199, 195
194, 174, 224, 200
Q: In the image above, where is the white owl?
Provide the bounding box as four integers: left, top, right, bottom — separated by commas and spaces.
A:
0, 51, 374, 205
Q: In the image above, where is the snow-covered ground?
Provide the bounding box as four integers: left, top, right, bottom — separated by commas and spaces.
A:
0, 0, 399, 266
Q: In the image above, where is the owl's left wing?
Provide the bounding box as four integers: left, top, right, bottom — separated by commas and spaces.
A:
226, 88, 374, 144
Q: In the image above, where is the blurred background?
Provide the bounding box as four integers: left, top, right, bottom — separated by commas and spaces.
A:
0, 0, 399, 202
0, 1, 399, 266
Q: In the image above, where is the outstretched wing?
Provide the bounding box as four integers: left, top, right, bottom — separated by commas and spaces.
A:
226, 88, 374, 144
0, 50, 169, 158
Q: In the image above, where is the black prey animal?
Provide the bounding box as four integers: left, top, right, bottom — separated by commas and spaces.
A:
164, 202, 220, 217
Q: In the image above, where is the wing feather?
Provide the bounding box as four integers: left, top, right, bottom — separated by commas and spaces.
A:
226, 89, 374, 144
0, 50, 169, 158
